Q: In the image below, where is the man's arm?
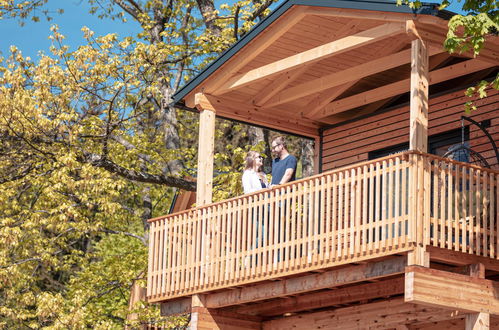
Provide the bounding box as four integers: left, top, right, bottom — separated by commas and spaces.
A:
279, 168, 294, 184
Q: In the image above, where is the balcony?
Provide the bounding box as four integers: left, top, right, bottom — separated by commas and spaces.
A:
147, 151, 498, 303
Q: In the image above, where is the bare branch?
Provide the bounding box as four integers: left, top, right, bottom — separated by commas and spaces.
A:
80, 152, 196, 191
100, 228, 147, 245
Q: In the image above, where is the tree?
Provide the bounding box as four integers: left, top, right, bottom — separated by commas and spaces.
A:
0, 0, 282, 328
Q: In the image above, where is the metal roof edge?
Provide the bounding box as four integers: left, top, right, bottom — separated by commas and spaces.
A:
172, 0, 455, 105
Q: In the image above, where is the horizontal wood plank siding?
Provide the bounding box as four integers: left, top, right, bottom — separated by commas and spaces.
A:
322, 88, 499, 171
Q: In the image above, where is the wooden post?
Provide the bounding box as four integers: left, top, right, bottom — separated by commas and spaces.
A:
409, 38, 429, 152
408, 38, 429, 266
314, 136, 320, 175
189, 294, 262, 329
195, 93, 216, 206
466, 263, 490, 330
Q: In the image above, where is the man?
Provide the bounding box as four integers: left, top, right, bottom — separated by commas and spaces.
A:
271, 136, 297, 186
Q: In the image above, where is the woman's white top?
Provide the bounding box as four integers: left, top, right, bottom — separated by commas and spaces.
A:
242, 169, 267, 194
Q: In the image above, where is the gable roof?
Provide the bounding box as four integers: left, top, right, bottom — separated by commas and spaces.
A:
172, 0, 452, 104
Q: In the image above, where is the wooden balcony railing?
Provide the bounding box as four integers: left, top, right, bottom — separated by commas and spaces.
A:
147, 151, 498, 303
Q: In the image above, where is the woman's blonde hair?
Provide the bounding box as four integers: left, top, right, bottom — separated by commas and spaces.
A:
244, 150, 260, 171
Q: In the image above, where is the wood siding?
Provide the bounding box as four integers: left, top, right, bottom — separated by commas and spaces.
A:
322, 88, 499, 171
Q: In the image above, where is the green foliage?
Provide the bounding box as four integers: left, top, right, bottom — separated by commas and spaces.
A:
0, 1, 281, 328
399, 0, 498, 111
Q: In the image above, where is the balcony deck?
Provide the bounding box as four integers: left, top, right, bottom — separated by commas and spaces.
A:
147, 151, 498, 304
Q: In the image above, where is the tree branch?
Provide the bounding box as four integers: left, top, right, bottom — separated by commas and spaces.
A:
80, 152, 196, 191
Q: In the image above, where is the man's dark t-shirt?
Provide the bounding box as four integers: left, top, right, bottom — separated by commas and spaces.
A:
271, 154, 297, 185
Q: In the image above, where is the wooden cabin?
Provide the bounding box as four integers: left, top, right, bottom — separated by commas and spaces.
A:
147, 0, 499, 328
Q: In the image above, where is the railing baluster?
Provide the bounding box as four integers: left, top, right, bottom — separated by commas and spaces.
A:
394, 157, 400, 248
331, 173, 337, 260
387, 159, 394, 249
461, 165, 467, 253
483, 171, 489, 257
362, 165, 368, 255
338, 171, 344, 257
368, 164, 374, 252
146, 152, 499, 302
345, 169, 351, 257
375, 162, 381, 250
285, 185, 292, 270
490, 173, 496, 259
351, 168, 357, 256
476, 170, 482, 256
291, 184, 297, 269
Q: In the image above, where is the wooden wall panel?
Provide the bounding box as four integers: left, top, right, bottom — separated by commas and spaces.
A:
322, 88, 499, 171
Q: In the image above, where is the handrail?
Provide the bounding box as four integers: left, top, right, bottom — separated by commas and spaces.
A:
149, 151, 498, 223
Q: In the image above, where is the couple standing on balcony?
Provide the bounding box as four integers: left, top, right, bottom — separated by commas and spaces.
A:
242, 136, 297, 194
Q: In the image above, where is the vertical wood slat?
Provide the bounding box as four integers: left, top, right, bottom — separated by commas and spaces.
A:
394, 157, 400, 248
362, 165, 368, 254
490, 173, 496, 259
454, 164, 460, 251
349, 168, 356, 256
401, 159, 407, 246
338, 172, 344, 257
387, 159, 394, 249
461, 166, 467, 253
331, 173, 338, 260
375, 162, 381, 250
423, 156, 431, 247
483, 172, 488, 257
147, 152, 498, 302
478, 170, 483, 256
368, 164, 374, 252
469, 167, 475, 255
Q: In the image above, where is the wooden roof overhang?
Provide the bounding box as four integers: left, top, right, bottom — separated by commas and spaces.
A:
173, 0, 499, 139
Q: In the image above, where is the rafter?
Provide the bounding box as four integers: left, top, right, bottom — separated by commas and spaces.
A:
266, 46, 446, 109
304, 40, 409, 117
203, 5, 308, 94
251, 20, 360, 107
313, 58, 494, 119
214, 22, 407, 95
252, 65, 309, 106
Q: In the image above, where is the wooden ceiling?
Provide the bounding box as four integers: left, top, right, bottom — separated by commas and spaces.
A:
179, 4, 498, 138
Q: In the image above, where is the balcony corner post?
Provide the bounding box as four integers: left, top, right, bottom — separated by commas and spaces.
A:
195, 93, 217, 207
409, 38, 429, 153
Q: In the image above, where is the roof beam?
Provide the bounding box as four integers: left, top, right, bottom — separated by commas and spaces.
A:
313, 58, 495, 119
304, 39, 409, 117
252, 65, 309, 107
251, 20, 360, 107
195, 94, 320, 138
266, 45, 444, 109
213, 22, 408, 95
204, 6, 308, 94
304, 6, 448, 27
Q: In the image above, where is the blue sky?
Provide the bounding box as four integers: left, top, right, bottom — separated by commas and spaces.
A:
0, 0, 140, 60
0, 0, 465, 61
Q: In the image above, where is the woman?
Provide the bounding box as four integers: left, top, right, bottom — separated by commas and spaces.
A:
242, 150, 268, 194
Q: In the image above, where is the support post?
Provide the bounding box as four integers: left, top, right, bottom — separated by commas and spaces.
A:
195, 93, 216, 206
408, 38, 429, 266
189, 294, 262, 329
465, 263, 489, 330
409, 38, 429, 152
